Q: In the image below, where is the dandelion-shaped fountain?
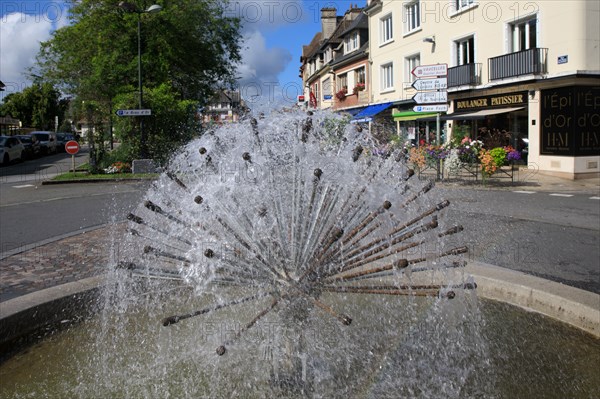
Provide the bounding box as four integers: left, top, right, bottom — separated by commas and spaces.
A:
116, 110, 478, 397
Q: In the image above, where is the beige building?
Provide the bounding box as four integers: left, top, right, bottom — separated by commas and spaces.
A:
362, 0, 599, 178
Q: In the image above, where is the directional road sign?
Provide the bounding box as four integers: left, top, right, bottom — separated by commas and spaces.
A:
411, 77, 448, 91
116, 109, 152, 117
413, 104, 449, 113
412, 91, 448, 104
411, 64, 448, 78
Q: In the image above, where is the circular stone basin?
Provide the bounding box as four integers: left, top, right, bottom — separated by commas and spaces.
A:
0, 293, 598, 398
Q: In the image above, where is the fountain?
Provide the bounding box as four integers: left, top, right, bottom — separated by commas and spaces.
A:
1, 110, 598, 398
116, 109, 477, 396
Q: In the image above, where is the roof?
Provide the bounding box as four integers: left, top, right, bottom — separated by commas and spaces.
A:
340, 12, 368, 36
302, 32, 324, 60
209, 90, 241, 105
330, 42, 369, 69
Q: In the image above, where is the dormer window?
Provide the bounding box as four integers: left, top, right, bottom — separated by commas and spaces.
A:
345, 31, 359, 53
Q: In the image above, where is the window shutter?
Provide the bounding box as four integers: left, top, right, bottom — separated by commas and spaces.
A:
348, 71, 355, 91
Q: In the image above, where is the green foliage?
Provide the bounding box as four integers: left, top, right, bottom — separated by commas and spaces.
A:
113, 83, 201, 164
0, 82, 67, 129
33, 0, 242, 161
450, 124, 470, 147
489, 147, 507, 167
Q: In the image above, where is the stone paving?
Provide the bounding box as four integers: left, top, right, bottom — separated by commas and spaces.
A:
0, 224, 126, 302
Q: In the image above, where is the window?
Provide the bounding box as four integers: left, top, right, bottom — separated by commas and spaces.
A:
314, 83, 319, 105
406, 54, 420, 83
455, 36, 475, 65
510, 17, 537, 52
324, 48, 332, 64
355, 67, 366, 85
380, 13, 393, 45
323, 77, 332, 98
381, 63, 394, 91
404, 1, 420, 33
337, 73, 348, 92
455, 0, 475, 12
345, 31, 359, 53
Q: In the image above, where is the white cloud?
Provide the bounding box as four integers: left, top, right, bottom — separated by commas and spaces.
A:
235, 4, 302, 108
0, 12, 54, 92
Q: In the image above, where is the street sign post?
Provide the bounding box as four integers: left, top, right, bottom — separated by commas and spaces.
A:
413, 104, 449, 113
115, 109, 152, 117
412, 91, 448, 104
412, 64, 449, 158
411, 77, 447, 91
411, 63, 448, 78
65, 140, 80, 172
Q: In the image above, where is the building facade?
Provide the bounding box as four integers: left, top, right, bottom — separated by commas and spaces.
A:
202, 90, 245, 126
302, 0, 600, 178
300, 6, 368, 113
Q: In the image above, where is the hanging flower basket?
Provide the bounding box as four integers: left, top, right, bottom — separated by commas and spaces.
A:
335, 88, 347, 101
353, 83, 365, 95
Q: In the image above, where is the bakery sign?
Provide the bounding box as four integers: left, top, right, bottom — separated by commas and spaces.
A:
454, 91, 528, 111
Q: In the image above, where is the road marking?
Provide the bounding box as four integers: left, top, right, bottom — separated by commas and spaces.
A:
513, 190, 536, 194
12, 184, 35, 188
549, 193, 574, 197
590, 196, 600, 200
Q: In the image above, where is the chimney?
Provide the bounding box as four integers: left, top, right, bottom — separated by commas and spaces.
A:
321, 8, 337, 40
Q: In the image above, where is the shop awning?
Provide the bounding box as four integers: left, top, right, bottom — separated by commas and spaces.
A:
351, 102, 393, 123
392, 110, 438, 122
340, 106, 366, 116
416, 106, 524, 121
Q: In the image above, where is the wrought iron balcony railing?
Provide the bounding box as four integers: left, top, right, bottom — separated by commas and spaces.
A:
488, 48, 548, 81
448, 63, 482, 88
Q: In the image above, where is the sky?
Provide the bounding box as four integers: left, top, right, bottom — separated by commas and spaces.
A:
0, 0, 364, 108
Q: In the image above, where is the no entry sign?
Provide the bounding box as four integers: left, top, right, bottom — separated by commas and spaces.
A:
65, 140, 80, 155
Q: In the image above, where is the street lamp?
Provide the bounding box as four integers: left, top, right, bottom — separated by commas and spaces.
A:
119, 2, 162, 159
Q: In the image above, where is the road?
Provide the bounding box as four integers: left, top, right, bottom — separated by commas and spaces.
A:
0, 150, 150, 256
435, 186, 600, 293
0, 154, 598, 293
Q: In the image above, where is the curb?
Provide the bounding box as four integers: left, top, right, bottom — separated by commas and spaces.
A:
0, 275, 105, 357
466, 261, 600, 337
0, 262, 598, 357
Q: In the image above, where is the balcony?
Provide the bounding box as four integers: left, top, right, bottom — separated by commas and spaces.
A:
488, 48, 548, 81
448, 63, 482, 88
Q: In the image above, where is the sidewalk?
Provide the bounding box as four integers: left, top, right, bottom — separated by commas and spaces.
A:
0, 173, 598, 304
0, 224, 125, 302
438, 171, 600, 194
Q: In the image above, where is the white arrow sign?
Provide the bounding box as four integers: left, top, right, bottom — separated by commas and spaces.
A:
412, 91, 448, 104
411, 77, 448, 91
413, 104, 449, 113
411, 63, 448, 78
116, 109, 152, 117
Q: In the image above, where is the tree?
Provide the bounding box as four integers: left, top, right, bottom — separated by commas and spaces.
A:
0, 82, 67, 130
34, 0, 242, 163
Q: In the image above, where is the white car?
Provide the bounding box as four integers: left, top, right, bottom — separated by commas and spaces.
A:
0, 136, 25, 165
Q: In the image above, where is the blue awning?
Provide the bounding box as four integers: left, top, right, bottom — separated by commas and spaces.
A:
351, 102, 393, 123
342, 106, 366, 116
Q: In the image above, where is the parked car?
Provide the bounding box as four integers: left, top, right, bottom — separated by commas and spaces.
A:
30, 131, 57, 156
56, 132, 76, 152
16, 135, 34, 159
0, 136, 25, 165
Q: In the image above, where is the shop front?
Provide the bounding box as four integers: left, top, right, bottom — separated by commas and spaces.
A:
447, 91, 529, 155
536, 85, 600, 178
